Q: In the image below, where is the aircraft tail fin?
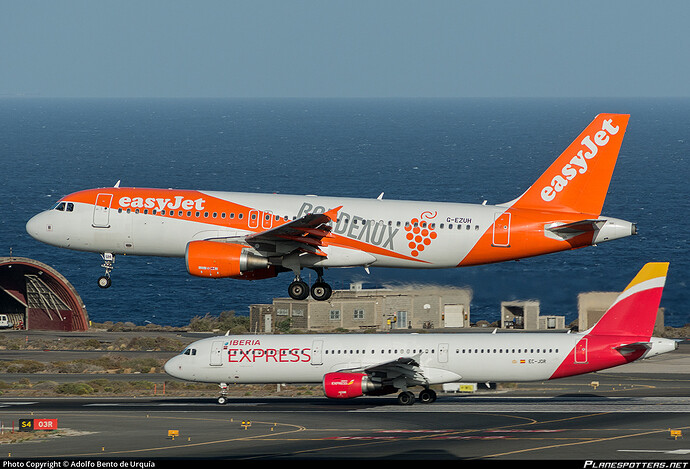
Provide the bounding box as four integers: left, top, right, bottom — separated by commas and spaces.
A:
509, 114, 629, 215
587, 262, 669, 339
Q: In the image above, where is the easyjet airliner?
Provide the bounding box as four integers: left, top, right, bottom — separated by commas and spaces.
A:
27, 114, 635, 301
164, 263, 676, 405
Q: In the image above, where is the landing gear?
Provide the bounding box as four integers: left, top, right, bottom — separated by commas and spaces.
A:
310, 281, 332, 301
287, 267, 332, 301
397, 391, 415, 406
98, 253, 115, 289
217, 383, 228, 405
396, 388, 436, 405
418, 388, 437, 404
97, 275, 111, 289
288, 279, 310, 300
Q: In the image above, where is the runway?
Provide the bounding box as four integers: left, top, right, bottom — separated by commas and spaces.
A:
0, 383, 689, 460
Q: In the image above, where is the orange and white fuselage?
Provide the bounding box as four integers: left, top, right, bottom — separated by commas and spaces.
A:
26, 114, 636, 299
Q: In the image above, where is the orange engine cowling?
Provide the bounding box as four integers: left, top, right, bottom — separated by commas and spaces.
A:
185, 240, 270, 279
322, 372, 379, 399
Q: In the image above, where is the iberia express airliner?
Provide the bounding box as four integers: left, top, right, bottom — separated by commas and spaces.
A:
163, 263, 676, 405
26, 114, 635, 301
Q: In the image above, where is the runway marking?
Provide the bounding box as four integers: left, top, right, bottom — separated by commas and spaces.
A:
621, 449, 690, 455
476, 418, 690, 459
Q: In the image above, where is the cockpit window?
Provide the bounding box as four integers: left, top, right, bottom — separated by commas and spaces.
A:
183, 348, 197, 356
53, 202, 74, 212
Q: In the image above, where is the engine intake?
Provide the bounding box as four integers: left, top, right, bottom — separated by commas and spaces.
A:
185, 240, 269, 278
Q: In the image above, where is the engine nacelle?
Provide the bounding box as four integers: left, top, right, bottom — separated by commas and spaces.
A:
185, 240, 269, 278
323, 372, 379, 399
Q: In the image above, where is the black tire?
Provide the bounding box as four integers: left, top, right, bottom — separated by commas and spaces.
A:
217, 396, 227, 405
419, 389, 437, 404
397, 391, 415, 405
97, 276, 111, 289
311, 282, 332, 301
288, 280, 309, 300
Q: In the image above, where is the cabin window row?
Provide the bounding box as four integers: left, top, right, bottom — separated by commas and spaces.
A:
113, 208, 481, 231
325, 349, 435, 355
456, 348, 559, 354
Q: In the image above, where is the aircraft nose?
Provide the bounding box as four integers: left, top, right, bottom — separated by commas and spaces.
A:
26, 212, 48, 241
164, 356, 182, 378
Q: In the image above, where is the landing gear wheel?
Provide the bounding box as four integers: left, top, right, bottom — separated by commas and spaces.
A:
419, 389, 437, 404
397, 391, 415, 406
97, 275, 111, 289
288, 280, 310, 300
217, 382, 228, 405
310, 282, 332, 301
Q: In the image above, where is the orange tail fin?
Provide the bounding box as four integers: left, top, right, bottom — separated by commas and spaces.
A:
510, 114, 630, 215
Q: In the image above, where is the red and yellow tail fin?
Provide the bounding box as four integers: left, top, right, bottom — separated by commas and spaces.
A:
510, 114, 630, 216
588, 262, 669, 339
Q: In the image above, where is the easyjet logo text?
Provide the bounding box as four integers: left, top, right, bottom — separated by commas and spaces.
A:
228, 348, 312, 363
118, 195, 206, 212
540, 118, 620, 202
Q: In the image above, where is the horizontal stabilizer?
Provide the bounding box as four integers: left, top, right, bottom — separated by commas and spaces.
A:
614, 342, 651, 356
545, 219, 606, 240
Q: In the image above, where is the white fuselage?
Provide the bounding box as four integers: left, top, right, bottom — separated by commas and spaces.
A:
163, 332, 676, 385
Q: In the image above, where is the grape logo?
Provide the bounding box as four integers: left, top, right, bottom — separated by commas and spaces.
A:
405, 211, 438, 257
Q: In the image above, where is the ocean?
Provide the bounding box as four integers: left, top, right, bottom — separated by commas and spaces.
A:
1, 98, 688, 327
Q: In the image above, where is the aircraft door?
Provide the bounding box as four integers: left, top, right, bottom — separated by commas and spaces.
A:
438, 343, 449, 363
492, 212, 511, 247
574, 338, 588, 364
311, 340, 323, 366
93, 193, 113, 228
248, 210, 259, 229
262, 211, 274, 230
210, 341, 224, 366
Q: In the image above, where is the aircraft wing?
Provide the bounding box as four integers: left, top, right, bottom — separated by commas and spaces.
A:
208, 205, 342, 257
337, 355, 429, 388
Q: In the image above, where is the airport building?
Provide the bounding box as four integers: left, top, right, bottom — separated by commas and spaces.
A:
0, 257, 89, 331
251, 286, 665, 334
250, 283, 473, 333
500, 300, 566, 330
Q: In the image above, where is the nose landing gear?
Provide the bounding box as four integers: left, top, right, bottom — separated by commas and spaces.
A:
97, 253, 115, 289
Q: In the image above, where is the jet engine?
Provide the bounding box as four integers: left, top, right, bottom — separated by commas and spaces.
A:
185, 240, 271, 279
322, 372, 381, 399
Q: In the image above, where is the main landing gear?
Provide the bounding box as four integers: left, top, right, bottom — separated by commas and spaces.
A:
288, 267, 332, 301
97, 253, 115, 289
397, 388, 437, 406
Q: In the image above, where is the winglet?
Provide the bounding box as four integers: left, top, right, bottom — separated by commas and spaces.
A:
324, 205, 343, 223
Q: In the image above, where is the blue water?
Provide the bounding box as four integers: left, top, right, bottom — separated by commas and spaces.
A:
1, 98, 688, 327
